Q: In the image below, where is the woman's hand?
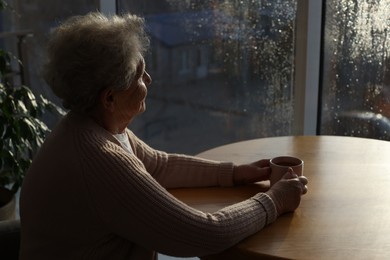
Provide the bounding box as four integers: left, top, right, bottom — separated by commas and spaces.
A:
266, 168, 308, 216
233, 159, 271, 185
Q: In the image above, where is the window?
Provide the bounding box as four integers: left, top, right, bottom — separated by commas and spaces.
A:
2, 0, 388, 156
319, 0, 390, 141
118, 0, 298, 154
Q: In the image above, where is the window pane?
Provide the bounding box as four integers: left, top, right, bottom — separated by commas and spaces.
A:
320, 0, 390, 141
118, 0, 298, 154
1, 0, 298, 155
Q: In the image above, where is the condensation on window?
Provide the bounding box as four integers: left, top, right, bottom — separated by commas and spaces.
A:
119, 0, 297, 154
320, 0, 390, 141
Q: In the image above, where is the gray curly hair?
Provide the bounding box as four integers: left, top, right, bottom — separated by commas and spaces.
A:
43, 12, 150, 112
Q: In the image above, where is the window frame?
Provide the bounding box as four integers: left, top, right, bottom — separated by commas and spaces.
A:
294, 0, 323, 135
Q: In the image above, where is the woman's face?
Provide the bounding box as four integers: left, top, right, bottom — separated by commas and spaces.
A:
112, 58, 152, 126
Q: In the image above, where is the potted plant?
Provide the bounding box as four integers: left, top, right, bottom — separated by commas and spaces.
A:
0, 1, 64, 220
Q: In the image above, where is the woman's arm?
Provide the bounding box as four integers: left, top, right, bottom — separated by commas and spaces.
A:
127, 130, 271, 188
81, 142, 277, 257
127, 130, 235, 188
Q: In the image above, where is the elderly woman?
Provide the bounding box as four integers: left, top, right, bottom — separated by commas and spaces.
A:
19, 12, 308, 260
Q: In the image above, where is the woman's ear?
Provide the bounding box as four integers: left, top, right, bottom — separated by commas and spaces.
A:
99, 88, 116, 112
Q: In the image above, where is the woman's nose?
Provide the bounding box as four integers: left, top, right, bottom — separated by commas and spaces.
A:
144, 71, 152, 86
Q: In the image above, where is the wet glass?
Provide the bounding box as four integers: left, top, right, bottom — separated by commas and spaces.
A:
320, 0, 390, 141
1, 0, 298, 155
118, 0, 298, 154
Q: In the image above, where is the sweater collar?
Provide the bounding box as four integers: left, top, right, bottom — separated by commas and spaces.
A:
64, 111, 123, 146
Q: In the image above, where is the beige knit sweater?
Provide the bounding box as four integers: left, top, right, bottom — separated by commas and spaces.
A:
19, 112, 277, 260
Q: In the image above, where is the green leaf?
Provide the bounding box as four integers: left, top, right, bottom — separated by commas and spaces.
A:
40, 95, 66, 116
22, 86, 38, 109
16, 99, 28, 114
20, 117, 37, 139
32, 117, 49, 132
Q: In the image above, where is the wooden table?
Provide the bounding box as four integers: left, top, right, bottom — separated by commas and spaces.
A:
169, 135, 390, 259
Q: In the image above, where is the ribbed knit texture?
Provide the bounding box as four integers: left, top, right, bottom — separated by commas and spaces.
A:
19, 112, 277, 260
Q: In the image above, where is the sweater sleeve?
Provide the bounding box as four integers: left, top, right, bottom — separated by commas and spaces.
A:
78, 132, 277, 257
126, 130, 235, 188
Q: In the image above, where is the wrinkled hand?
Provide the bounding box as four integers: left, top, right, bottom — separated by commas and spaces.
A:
266, 168, 308, 216
233, 159, 271, 185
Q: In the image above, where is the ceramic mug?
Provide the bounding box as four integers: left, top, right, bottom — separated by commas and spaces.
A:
269, 156, 304, 186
